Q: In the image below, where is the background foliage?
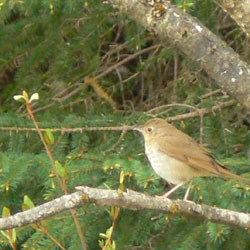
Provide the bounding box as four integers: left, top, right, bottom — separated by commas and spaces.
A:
0, 0, 250, 249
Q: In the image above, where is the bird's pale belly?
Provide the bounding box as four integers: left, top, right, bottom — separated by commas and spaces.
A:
145, 145, 199, 185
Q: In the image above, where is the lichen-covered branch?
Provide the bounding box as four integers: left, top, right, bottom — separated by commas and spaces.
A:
107, 0, 250, 109
0, 186, 249, 230
219, 0, 250, 38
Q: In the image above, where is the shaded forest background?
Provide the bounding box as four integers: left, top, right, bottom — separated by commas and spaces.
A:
0, 0, 250, 249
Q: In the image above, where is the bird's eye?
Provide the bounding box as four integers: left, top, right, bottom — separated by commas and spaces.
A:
147, 127, 153, 133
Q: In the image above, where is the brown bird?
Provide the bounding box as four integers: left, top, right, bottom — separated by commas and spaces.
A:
134, 118, 250, 200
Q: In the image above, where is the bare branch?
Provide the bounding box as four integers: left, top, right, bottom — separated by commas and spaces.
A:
94, 44, 161, 80
0, 125, 134, 133
0, 187, 249, 230
0, 101, 234, 134
166, 100, 235, 122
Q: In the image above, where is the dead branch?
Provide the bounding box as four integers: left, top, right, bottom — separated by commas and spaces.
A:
0, 125, 134, 133
0, 101, 235, 134
167, 100, 235, 122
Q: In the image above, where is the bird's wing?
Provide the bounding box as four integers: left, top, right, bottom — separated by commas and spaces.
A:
157, 134, 250, 184
157, 133, 226, 176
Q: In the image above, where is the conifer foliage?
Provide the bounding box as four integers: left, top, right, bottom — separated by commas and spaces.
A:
0, 0, 250, 249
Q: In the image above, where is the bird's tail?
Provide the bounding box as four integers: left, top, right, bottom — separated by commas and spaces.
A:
217, 164, 250, 185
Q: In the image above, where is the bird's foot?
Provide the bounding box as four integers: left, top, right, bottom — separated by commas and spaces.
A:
157, 182, 185, 199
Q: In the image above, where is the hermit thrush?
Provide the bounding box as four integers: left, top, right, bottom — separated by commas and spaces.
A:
134, 118, 250, 199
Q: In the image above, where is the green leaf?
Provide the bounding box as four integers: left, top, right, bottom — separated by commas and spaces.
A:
22, 195, 35, 211
0, 230, 10, 241
2, 207, 11, 217
55, 160, 65, 177
44, 129, 55, 145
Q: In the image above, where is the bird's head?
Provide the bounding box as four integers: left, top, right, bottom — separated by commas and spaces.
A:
133, 118, 169, 142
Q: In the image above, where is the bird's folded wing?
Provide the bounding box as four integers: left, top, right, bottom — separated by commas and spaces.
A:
157, 135, 226, 176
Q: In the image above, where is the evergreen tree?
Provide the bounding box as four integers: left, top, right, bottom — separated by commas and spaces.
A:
0, 0, 249, 249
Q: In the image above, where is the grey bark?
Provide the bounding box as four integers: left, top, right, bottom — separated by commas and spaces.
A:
219, 0, 250, 38
0, 186, 249, 230
108, 0, 250, 109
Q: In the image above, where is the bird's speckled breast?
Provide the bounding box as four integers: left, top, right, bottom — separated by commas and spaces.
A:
145, 143, 196, 185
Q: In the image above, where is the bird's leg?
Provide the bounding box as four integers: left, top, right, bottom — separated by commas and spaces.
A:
183, 180, 193, 201
160, 182, 185, 198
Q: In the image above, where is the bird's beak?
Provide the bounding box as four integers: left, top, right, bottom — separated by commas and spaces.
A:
132, 125, 143, 133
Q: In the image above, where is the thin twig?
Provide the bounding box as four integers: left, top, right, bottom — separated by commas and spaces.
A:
166, 101, 235, 122
0, 125, 134, 133
37, 225, 67, 250
146, 103, 199, 114
200, 89, 222, 99
0, 101, 234, 134
33, 45, 160, 114
94, 44, 161, 80
25, 102, 89, 250
104, 128, 128, 154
